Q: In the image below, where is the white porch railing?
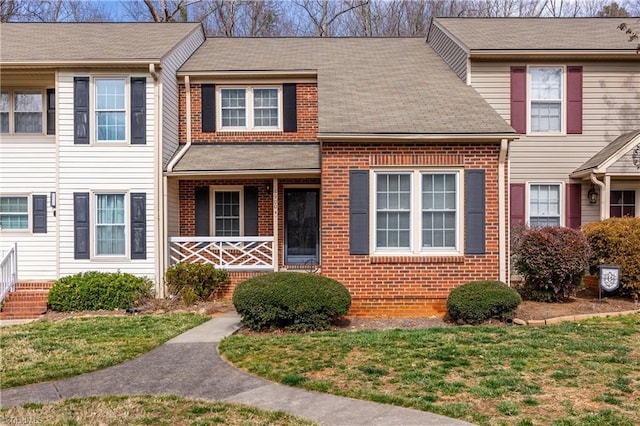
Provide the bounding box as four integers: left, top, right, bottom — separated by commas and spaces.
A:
0, 243, 17, 303
169, 237, 275, 271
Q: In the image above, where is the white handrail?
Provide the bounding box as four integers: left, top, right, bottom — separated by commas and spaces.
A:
168, 237, 275, 271
0, 243, 17, 303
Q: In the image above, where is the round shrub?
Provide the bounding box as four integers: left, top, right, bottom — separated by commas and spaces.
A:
447, 280, 521, 324
583, 217, 640, 298
232, 272, 351, 331
48, 271, 152, 312
165, 262, 229, 305
514, 226, 591, 302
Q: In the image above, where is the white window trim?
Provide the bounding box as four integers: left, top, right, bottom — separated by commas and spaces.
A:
526, 182, 564, 227
91, 191, 129, 260
90, 76, 130, 144
0, 194, 31, 233
526, 65, 566, 136
370, 169, 463, 256
210, 186, 244, 237
0, 88, 46, 135
216, 85, 282, 132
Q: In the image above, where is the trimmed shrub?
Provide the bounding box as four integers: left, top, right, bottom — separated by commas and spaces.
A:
514, 226, 591, 302
446, 280, 521, 324
232, 272, 351, 331
48, 271, 152, 312
165, 262, 229, 305
583, 217, 640, 298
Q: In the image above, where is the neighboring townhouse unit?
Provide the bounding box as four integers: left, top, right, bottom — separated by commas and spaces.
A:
168, 38, 517, 316
0, 23, 205, 304
428, 18, 640, 236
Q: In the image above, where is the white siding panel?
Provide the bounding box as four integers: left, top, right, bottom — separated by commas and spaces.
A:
56, 72, 157, 280
167, 177, 180, 237
160, 29, 205, 168
471, 61, 640, 183
0, 139, 57, 281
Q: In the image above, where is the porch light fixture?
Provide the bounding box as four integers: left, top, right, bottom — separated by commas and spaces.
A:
50, 192, 56, 208
588, 185, 598, 204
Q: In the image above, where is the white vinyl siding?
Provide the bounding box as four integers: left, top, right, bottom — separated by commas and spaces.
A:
57, 72, 155, 278
160, 27, 205, 168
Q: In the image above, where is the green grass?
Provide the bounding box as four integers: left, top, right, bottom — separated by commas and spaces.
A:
0, 314, 209, 389
220, 314, 640, 426
0, 395, 318, 425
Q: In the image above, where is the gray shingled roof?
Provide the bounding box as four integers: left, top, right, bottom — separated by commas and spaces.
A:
0, 23, 201, 64
433, 18, 637, 51
573, 130, 640, 174
172, 143, 320, 173
181, 38, 515, 136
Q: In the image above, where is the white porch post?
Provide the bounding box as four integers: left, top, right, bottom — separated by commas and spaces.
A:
273, 178, 279, 271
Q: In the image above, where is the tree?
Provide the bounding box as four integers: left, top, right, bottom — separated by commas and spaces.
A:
1, 0, 112, 22
597, 2, 629, 17
293, 0, 368, 36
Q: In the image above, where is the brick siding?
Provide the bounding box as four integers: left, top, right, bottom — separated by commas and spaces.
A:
179, 83, 318, 143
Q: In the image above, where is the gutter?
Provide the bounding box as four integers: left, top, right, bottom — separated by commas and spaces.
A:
318, 133, 517, 142
499, 139, 508, 284
150, 63, 165, 298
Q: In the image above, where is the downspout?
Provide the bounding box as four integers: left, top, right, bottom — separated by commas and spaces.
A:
590, 172, 606, 221
498, 139, 508, 284
150, 63, 165, 298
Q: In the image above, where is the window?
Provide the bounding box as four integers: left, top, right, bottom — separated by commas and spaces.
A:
374, 170, 460, 253
0, 89, 45, 134
214, 190, 241, 236
219, 86, 280, 131
529, 67, 562, 133
95, 78, 126, 142
610, 190, 636, 217
529, 184, 561, 227
95, 193, 126, 256
0, 196, 28, 230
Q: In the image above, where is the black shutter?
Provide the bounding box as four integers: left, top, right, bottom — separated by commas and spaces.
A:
74, 77, 89, 144
202, 84, 215, 132
46, 89, 55, 135
195, 187, 210, 236
465, 169, 486, 255
244, 187, 259, 236
32, 195, 47, 234
283, 83, 297, 132
74, 192, 90, 259
349, 170, 369, 255
130, 77, 146, 144
130, 193, 146, 259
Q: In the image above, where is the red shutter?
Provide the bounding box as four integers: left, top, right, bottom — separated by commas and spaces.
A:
510, 66, 527, 134
565, 183, 582, 229
510, 183, 526, 226
567, 66, 583, 134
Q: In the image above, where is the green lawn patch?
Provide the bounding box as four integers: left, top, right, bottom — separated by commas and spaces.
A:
0, 314, 209, 389
220, 315, 640, 426
0, 395, 317, 425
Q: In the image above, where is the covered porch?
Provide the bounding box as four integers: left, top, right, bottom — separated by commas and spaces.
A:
165, 143, 321, 276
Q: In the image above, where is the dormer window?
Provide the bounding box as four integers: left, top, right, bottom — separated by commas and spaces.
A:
218, 86, 281, 131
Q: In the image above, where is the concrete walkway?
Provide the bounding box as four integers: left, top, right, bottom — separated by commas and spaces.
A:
1, 313, 473, 426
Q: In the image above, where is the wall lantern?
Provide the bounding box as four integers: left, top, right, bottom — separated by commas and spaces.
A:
588, 185, 598, 204
50, 192, 57, 208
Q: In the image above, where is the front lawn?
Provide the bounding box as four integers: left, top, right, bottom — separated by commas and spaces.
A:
0, 314, 209, 388
0, 395, 317, 425
219, 315, 640, 426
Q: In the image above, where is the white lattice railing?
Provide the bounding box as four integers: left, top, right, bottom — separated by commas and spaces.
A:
168, 237, 275, 271
0, 243, 17, 303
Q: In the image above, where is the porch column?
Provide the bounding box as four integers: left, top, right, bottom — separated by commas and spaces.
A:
273, 178, 279, 271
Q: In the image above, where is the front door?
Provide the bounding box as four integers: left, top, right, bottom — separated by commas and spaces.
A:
284, 188, 319, 265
